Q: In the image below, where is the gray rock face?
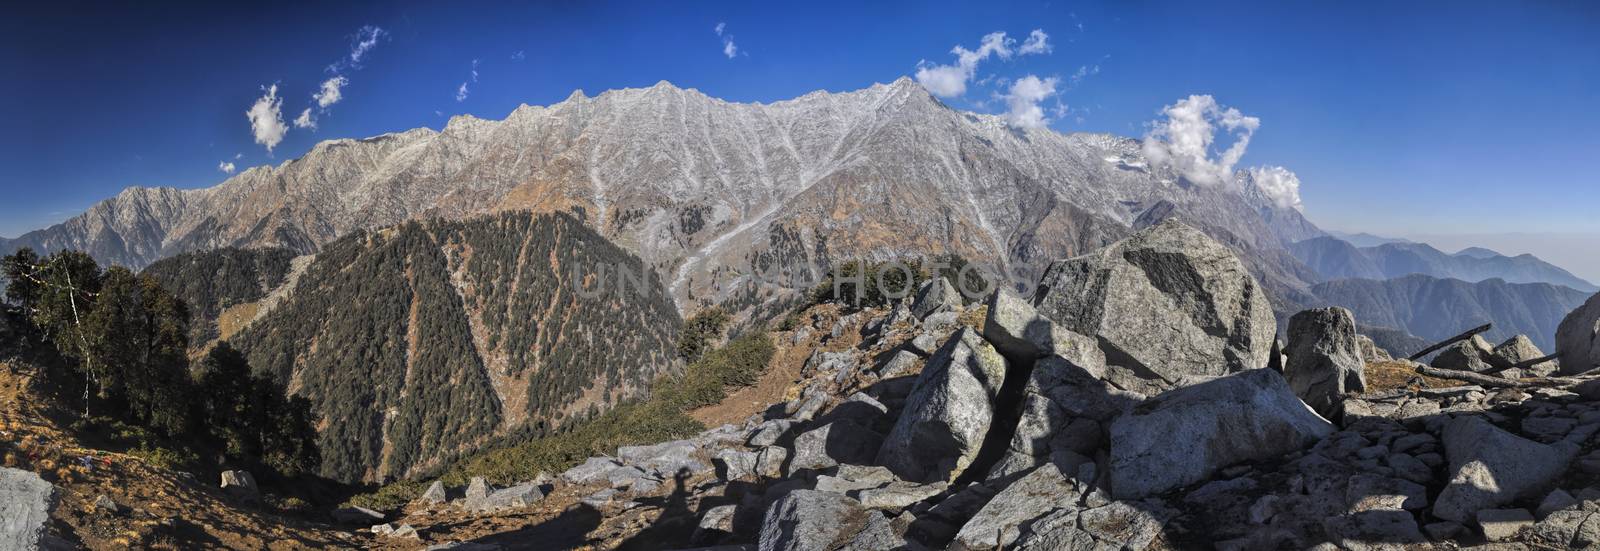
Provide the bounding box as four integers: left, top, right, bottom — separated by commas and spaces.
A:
1432, 335, 1499, 373
1557, 292, 1600, 375
714, 449, 760, 481
788, 420, 883, 475
982, 290, 1105, 370
953, 463, 1079, 550
463, 482, 545, 512
757, 490, 871, 551
1032, 219, 1277, 387
912, 278, 964, 320
1109, 369, 1335, 499
877, 327, 1007, 483
1, 467, 56, 551
1495, 335, 1558, 376
1434, 415, 1578, 522
1284, 307, 1366, 417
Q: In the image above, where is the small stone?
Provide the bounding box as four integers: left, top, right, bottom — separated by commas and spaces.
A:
93, 494, 120, 515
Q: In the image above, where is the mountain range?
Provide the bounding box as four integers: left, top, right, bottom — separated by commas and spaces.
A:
0, 78, 1322, 314
1309, 273, 1590, 351
1289, 236, 1597, 292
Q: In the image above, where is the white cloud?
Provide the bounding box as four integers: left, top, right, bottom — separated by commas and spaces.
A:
511, 50, 525, 61
347, 26, 385, 68
293, 108, 316, 130
914, 30, 1049, 98
245, 84, 287, 153
218, 160, 236, 174
1248, 166, 1304, 211
1141, 94, 1260, 187
314, 76, 347, 108
715, 23, 739, 59
1019, 29, 1051, 55
1001, 75, 1059, 129
233, 152, 242, 159
455, 59, 479, 102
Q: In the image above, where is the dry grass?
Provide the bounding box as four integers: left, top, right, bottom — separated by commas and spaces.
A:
1364, 360, 1457, 392
216, 301, 263, 342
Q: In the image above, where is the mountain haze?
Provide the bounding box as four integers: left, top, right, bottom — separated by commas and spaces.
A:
1289, 236, 1596, 291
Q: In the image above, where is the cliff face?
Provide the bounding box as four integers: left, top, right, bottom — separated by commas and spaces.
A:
3, 79, 1321, 313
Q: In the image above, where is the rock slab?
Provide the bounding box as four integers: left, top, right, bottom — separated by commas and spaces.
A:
1109, 369, 1335, 499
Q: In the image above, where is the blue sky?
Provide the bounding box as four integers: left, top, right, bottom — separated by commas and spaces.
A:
4, 1, 1598, 264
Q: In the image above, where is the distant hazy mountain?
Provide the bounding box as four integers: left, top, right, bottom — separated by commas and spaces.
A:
0, 78, 1321, 313
1309, 274, 1590, 350
1326, 230, 1412, 248
1290, 236, 1597, 292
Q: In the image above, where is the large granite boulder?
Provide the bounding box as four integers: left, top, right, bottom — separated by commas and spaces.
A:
1558, 293, 1600, 375
1109, 369, 1335, 499
1, 467, 56, 551
1433, 416, 1579, 522
1494, 335, 1556, 376
757, 490, 874, 551
952, 463, 1080, 550
877, 327, 1007, 483
1283, 307, 1366, 418
1431, 335, 1500, 373
982, 289, 1105, 370
1031, 218, 1276, 388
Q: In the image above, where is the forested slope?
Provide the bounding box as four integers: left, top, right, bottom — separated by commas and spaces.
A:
141, 246, 297, 344
234, 211, 681, 483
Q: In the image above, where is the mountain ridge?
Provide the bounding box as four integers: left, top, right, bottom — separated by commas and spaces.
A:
1289, 235, 1596, 291
0, 77, 1323, 314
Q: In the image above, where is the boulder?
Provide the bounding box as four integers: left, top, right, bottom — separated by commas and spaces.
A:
1355, 334, 1392, 364
714, 449, 760, 481
1478, 508, 1535, 541
0, 467, 56, 551
981, 289, 1105, 370
757, 490, 873, 551
911, 277, 963, 320
1433, 415, 1579, 522
1283, 307, 1366, 418
877, 327, 1007, 483
747, 420, 796, 447
756, 446, 788, 478
465, 477, 491, 501
219, 470, 258, 501
693, 504, 738, 545
1109, 369, 1335, 499
465, 483, 544, 512
877, 350, 921, 379
855, 481, 946, 511
562, 457, 623, 484
1431, 335, 1499, 372
1032, 218, 1277, 387
419, 480, 448, 505
952, 463, 1079, 550
1495, 335, 1557, 376
1557, 292, 1600, 375
788, 420, 882, 475
1077, 501, 1172, 550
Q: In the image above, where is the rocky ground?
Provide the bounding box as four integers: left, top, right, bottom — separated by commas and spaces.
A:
12, 219, 1600, 550
342, 220, 1600, 550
